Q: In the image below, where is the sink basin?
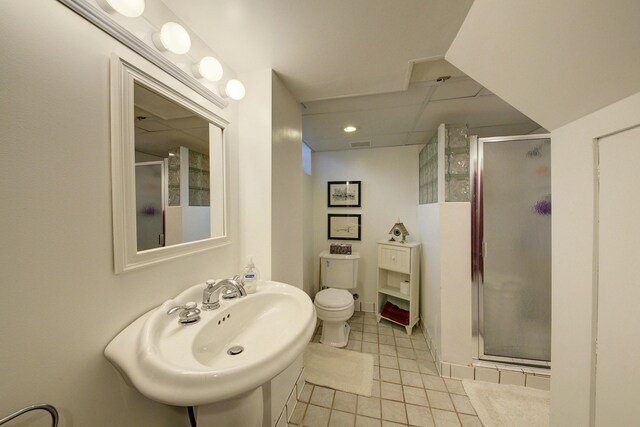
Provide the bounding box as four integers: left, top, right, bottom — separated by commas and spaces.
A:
105, 280, 316, 407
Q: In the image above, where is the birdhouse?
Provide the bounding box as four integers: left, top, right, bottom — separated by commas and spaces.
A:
389, 219, 409, 243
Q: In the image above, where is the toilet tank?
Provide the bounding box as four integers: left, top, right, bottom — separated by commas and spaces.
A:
320, 251, 360, 289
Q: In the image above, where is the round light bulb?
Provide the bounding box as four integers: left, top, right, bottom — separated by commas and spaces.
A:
221, 79, 246, 100
153, 22, 191, 55
344, 126, 357, 133
97, 0, 145, 17
193, 56, 223, 82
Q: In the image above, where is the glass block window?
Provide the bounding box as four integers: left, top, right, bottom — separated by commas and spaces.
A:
167, 147, 181, 206
188, 149, 210, 207
445, 125, 470, 202
419, 133, 438, 204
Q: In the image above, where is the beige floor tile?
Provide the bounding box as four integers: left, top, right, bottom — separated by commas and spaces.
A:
304, 404, 331, 427
411, 340, 428, 350
398, 358, 419, 373
351, 331, 364, 341
393, 328, 408, 337
426, 391, 455, 412
380, 367, 401, 384
401, 371, 424, 388
450, 395, 476, 416
406, 403, 435, 427
381, 421, 407, 427
357, 396, 381, 419
355, 415, 382, 427
422, 375, 447, 392
364, 318, 378, 326
379, 345, 397, 356
329, 410, 355, 427
458, 414, 482, 427
381, 381, 404, 401
379, 335, 396, 345
346, 340, 363, 351
351, 323, 364, 332
443, 379, 466, 396
362, 342, 379, 354
395, 337, 413, 348
414, 350, 431, 361
363, 333, 379, 343
381, 399, 407, 424
311, 386, 335, 408
417, 360, 438, 376
396, 347, 417, 359
300, 384, 314, 403
364, 325, 379, 333
379, 355, 399, 369
291, 403, 307, 424
372, 367, 380, 381
371, 380, 381, 398
334, 391, 357, 413
378, 327, 394, 336
403, 386, 428, 407
431, 409, 461, 427
371, 354, 380, 365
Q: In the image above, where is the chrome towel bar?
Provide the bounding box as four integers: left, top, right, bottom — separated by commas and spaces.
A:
0, 403, 58, 426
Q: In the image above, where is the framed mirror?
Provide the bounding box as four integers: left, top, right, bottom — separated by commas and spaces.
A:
111, 54, 229, 273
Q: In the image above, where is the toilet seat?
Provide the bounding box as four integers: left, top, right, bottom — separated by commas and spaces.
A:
314, 288, 353, 309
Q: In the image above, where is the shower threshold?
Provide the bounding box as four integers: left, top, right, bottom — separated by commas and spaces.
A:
476, 355, 550, 370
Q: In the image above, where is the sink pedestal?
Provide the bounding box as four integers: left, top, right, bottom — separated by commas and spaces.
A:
196, 388, 263, 427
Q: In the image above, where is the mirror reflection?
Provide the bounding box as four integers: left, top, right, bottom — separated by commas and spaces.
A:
133, 82, 218, 251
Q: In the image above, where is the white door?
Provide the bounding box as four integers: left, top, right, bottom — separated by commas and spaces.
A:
595, 125, 640, 425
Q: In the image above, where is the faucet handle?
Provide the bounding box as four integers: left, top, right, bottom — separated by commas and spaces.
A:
166, 301, 201, 325
205, 279, 216, 287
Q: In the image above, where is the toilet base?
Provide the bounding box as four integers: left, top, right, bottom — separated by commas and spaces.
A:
320, 321, 351, 348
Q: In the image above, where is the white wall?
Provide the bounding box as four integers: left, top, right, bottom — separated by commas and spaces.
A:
417, 203, 472, 366
238, 69, 273, 278
312, 146, 421, 306
302, 145, 315, 295
271, 72, 303, 288
551, 91, 640, 426
0, 1, 239, 425
418, 204, 441, 357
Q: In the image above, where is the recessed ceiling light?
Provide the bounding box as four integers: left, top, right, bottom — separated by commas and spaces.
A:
344, 126, 357, 133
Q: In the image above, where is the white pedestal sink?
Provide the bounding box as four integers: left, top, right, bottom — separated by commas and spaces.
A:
105, 280, 316, 427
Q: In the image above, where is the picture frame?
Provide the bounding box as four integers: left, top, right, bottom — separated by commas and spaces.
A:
328, 214, 361, 241
327, 180, 361, 207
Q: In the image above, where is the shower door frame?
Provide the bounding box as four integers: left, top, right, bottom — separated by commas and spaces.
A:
471, 134, 552, 368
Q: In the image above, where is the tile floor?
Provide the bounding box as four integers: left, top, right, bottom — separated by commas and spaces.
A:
288, 312, 483, 427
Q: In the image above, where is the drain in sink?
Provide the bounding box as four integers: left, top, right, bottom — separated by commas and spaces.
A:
227, 346, 244, 355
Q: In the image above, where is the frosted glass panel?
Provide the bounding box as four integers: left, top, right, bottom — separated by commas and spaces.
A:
135, 163, 164, 251
481, 138, 551, 361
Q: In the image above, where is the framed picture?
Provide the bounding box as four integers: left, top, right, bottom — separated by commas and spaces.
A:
328, 214, 361, 241
328, 181, 361, 207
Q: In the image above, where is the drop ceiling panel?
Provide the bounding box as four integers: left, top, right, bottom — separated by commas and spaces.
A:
302, 105, 420, 141
134, 130, 209, 157
470, 122, 543, 138
414, 95, 532, 132
431, 79, 483, 101
407, 130, 438, 145
303, 86, 432, 115
410, 59, 466, 83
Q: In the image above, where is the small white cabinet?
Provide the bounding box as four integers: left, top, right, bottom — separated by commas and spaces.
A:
376, 240, 421, 334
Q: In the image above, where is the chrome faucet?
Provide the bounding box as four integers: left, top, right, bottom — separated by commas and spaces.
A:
202, 277, 246, 310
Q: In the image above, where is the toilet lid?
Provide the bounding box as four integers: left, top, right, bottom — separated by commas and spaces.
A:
315, 288, 353, 309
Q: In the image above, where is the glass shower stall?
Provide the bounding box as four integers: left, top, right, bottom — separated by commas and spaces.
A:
472, 135, 552, 366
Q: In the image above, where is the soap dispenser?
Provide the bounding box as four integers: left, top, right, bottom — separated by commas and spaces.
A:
241, 257, 260, 294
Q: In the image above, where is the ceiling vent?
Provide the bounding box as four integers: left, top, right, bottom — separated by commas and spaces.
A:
350, 141, 371, 149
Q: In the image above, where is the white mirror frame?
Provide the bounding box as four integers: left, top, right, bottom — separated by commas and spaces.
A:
111, 54, 230, 273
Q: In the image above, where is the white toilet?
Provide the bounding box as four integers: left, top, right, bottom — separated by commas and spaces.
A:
315, 251, 360, 347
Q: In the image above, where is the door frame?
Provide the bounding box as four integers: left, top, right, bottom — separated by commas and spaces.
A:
471, 134, 552, 367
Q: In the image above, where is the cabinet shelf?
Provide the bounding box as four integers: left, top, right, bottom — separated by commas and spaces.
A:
378, 286, 410, 301
376, 241, 421, 335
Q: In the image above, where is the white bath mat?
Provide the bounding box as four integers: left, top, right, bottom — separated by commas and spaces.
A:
303, 343, 374, 396
463, 380, 550, 427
